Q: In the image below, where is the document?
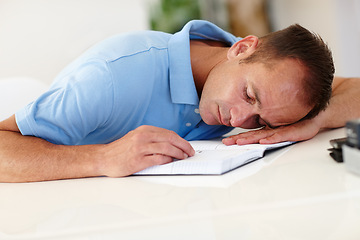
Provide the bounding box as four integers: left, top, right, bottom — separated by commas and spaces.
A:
134, 140, 293, 175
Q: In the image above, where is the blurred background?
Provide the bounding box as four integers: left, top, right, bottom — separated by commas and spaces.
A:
0, 0, 359, 85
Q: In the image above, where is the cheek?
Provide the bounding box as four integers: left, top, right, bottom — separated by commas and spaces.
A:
225, 84, 245, 107
205, 65, 240, 98
198, 99, 217, 125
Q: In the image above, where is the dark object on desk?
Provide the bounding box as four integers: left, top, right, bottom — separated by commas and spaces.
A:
329, 119, 360, 163
343, 118, 360, 175
343, 144, 360, 175
346, 119, 360, 148
329, 148, 343, 162
330, 119, 360, 163
328, 137, 347, 162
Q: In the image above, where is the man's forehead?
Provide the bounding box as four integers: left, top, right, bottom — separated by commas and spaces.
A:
246, 58, 310, 127
252, 85, 310, 128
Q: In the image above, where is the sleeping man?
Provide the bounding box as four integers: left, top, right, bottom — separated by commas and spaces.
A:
0, 20, 359, 182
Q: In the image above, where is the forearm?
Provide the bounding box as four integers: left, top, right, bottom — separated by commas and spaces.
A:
0, 124, 195, 183
317, 77, 360, 129
0, 130, 104, 183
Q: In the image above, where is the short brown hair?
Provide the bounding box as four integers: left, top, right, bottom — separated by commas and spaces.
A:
241, 24, 335, 120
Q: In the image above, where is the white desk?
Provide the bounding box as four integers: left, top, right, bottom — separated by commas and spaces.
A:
0, 128, 359, 240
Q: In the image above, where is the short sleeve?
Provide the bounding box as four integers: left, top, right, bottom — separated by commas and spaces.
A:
15, 59, 114, 145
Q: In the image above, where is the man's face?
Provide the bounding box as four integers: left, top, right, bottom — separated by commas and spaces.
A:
199, 57, 312, 129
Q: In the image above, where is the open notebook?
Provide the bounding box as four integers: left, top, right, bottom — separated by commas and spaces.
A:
134, 140, 293, 175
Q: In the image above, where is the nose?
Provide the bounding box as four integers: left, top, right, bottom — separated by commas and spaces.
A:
229, 106, 258, 129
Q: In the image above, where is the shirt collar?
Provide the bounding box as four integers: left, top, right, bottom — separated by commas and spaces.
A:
168, 20, 239, 105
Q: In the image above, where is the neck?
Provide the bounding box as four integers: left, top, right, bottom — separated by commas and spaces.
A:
190, 40, 228, 97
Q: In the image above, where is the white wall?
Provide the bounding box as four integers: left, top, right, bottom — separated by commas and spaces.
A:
333, 0, 360, 77
1, 0, 359, 84
268, 0, 360, 77
0, 0, 149, 85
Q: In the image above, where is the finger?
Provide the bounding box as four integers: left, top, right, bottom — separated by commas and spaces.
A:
141, 126, 195, 157
145, 142, 190, 160
222, 137, 236, 145
166, 135, 195, 157
259, 124, 317, 144
145, 154, 173, 167
258, 132, 286, 144
223, 129, 276, 145
222, 129, 268, 145
245, 127, 298, 145
129, 154, 173, 174
236, 132, 274, 145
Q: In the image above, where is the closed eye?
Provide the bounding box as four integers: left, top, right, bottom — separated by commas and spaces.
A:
243, 86, 255, 105
259, 117, 277, 129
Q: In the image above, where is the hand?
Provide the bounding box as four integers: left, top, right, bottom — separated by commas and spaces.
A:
222, 118, 322, 145
98, 125, 195, 177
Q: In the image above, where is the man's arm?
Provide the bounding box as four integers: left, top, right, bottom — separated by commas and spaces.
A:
0, 115, 194, 183
223, 77, 360, 145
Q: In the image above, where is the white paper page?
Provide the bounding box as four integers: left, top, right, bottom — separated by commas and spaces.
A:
134, 141, 293, 175
190, 140, 293, 151
135, 148, 256, 175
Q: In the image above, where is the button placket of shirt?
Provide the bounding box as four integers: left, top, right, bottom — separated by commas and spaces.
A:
185, 107, 201, 127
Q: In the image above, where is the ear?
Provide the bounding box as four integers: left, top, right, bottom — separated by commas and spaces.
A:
227, 35, 259, 60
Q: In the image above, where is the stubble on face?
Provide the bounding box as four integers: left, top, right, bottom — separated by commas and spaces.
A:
199, 57, 313, 129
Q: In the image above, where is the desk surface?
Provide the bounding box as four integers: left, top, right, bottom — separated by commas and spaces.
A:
1, 128, 359, 240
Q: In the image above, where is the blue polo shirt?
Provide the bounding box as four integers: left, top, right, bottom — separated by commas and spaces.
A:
15, 20, 239, 145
